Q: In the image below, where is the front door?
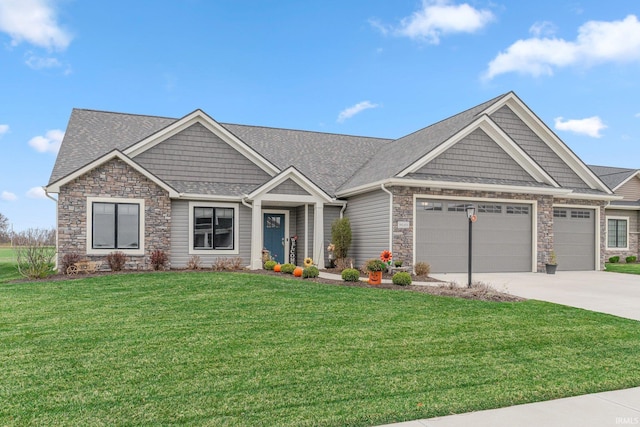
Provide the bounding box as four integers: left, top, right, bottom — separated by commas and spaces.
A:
263, 213, 286, 263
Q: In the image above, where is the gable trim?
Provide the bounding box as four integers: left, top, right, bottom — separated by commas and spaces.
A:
612, 170, 640, 192
247, 166, 334, 204
483, 93, 612, 194
45, 150, 179, 197
397, 115, 559, 187
124, 109, 280, 177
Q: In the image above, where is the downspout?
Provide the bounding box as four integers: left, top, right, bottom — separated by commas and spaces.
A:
380, 183, 393, 251
339, 202, 347, 218
44, 187, 59, 271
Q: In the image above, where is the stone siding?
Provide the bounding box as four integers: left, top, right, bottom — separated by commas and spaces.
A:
57, 159, 171, 270
389, 186, 607, 272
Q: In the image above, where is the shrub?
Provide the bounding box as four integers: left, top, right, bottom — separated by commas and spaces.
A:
228, 257, 243, 270
392, 272, 412, 286
366, 258, 386, 272
303, 266, 319, 278
107, 251, 126, 271
394, 260, 403, 267
150, 249, 168, 271
341, 268, 360, 282
280, 263, 296, 274
186, 255, 201, 270
331, 217, 352, 259
414, 261, 431, 277
212, 258, 227, 271
264, 260, 277, 270
12, 228, 56, 279
61, 252, 81, 274
609, 256, 620, 263
626, 256, 637, 264
334, 257, 354, 271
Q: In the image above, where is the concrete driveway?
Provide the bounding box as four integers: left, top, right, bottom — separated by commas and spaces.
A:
430, 271, 640, 321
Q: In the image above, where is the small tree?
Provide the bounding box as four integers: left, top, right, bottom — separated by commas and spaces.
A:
331, 217, 352, 260
12, 228, 56, 279
0, 212, 9, 244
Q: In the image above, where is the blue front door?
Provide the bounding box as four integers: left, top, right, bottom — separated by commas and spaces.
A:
263, 213, 285, 263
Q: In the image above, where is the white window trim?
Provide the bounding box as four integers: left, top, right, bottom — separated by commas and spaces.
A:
606, 215, 630, 251
86, 197, 145, 256
188, 201, 239, 255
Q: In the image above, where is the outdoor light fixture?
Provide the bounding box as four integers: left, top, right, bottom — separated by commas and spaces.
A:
466, 205, 476, 288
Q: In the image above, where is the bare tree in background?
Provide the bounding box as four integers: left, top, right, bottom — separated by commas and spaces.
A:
0, 212, 8, 244
13, 228, 56, 279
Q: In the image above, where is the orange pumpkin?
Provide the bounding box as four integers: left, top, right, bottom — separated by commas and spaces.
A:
274, 264, 281, 272
293, 267, 303, 277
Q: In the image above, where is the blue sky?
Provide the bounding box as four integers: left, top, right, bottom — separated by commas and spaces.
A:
1, 0, 639, 231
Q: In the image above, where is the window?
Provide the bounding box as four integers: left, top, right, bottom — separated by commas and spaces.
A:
86, 198, 144, 255
189, 202, 238, 254
448, 203, 472, 212
421, 201, 442, 211
607, 218, 628, 249
506, 205, 529, 215
571, 210, 591, 219
478, 204, 502, 214
553, 209, 567, 218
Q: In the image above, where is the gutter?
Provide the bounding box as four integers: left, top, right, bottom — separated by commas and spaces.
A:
44, 187, 59, 271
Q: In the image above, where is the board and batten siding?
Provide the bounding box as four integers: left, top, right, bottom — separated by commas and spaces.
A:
170, 200, 252, 268
134, 122, 271, 186
345, 190, 390, 267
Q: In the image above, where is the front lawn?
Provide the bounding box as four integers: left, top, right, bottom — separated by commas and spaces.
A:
605, 262, 640, 275
1, 272, 639, 426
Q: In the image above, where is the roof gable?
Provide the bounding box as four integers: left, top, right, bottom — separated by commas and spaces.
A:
247, 166, 333, 204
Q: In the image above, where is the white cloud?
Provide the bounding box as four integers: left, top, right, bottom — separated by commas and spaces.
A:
554, 116, 607, 138
0, 124, 8, 136
485, 15, 640, 79
1, 191, 17, 201
25, 54, 61, 69
28, 129, 64, 153
337, 101, 380, 123
26, 186, 47, 199
0, 0, 72, 50
529, 21, 557, 38
382, 0, 494, 44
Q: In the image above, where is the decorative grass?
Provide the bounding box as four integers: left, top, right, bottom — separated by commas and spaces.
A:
605, 262, 640, 275
1, 272, 639, 426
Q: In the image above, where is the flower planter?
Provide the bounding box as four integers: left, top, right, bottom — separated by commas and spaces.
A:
545, 264, 557, 275
368, 271, 382, 285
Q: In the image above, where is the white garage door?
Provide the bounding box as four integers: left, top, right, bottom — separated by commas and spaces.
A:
553, 207, 596, 271
416, 199, 533, 273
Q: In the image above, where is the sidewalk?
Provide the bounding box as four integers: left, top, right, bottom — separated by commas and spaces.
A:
376, 386, 640, 427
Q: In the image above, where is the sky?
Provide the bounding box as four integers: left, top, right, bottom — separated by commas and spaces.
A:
1, 0, 639, 231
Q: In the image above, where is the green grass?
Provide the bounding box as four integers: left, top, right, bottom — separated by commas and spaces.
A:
605, 262, 640, 275
0, 247, 19, 283
1, 272, 639, 426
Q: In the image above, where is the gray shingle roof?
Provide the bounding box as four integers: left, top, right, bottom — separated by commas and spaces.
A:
337, 93, 510, 192
588, 165, 638, 190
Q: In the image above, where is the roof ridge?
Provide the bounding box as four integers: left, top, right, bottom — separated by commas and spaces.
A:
221, 122, 393, 141
72, 108, 178, 121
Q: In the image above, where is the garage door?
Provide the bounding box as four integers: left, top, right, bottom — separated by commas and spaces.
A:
553, 207, 595, 271
416, 199, 532, 273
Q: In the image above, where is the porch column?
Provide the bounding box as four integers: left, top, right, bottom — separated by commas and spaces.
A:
251, 200, 263, 270
313, 203, 325, 269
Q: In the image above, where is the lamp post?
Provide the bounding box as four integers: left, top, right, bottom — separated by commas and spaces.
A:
466, 205, 476, 288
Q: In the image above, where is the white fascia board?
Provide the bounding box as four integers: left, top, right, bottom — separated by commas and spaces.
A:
124, 109, 280, 177
396, 115, 558, 187
554, 192, 621, 201
612, 171, 640, 192
604, 204, 640, 211
45, 150, 179, 197
485, 94, 611, 194
176, 193, 243, 202
337, 178, 571, 198
246, 166, 333, 204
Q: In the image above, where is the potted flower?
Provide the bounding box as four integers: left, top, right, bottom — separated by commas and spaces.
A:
545, 251, 558, 274
394, 260, 403, 268
366, 259, 386, 285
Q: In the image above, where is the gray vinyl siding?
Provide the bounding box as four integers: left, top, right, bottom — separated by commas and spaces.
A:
490, 106, 589, 189
417, 128, 534, 183
323, 206, 342, 265
345, 190, 390, 268
268, 179, 310, 196
170, 200, 251, 268
617, 177, 640, 201
135, 122, 271, 187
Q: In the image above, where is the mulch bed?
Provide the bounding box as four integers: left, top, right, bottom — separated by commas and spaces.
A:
11, 267, 524, 303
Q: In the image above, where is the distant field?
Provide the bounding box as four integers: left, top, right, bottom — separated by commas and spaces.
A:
0, 247, 15, 263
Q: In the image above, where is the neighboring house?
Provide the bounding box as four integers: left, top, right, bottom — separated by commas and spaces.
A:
589, 165, 640, 262
45, 92, 619, 274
